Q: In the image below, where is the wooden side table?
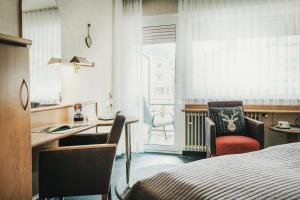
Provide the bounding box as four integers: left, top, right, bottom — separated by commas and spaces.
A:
269, 126, 300, 143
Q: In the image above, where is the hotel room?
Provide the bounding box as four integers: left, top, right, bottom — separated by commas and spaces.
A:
0, 0, 300, 199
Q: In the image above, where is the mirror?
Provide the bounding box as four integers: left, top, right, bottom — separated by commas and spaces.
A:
22, 0, 62, 107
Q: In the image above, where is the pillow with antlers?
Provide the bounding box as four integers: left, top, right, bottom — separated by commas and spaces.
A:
209, 106, 246, 136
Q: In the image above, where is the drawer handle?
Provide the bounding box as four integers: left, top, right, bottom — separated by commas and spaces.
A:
20, 79, 29, 110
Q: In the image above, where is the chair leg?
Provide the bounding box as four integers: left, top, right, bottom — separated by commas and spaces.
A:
102, 194, 108, 200
148, 125, 152, 143
163, 126, 167, 140
108, 186, 112, 200
59, 197, 64, 200
206, 151, 211, 158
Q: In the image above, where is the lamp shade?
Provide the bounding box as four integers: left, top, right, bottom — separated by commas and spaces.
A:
69, 56, 94, 67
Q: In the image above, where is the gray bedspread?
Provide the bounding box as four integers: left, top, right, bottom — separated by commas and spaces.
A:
124, 143, 300, 200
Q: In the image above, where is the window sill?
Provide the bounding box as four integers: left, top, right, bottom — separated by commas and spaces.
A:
183, 104, 300, 114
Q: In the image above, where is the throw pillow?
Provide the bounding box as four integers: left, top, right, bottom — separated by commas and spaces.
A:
209, 106, 246, 136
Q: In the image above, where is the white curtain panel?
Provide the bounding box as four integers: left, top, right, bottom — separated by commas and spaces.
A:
177, 0, 300, 105
23, 8, 61, 104
113, 0, 145, 154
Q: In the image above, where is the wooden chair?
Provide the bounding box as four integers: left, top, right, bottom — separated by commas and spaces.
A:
39, 115, 126, 200
205, 101, 264, 157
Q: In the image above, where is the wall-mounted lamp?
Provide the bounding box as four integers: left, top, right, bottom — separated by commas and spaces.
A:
69, 56, 95, 73
48, 57, 62, 64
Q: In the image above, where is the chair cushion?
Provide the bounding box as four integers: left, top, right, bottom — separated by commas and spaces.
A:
216, 135, 259, 156
209, 106, 246, 136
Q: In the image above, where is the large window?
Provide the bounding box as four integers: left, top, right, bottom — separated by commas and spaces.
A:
178, 0, 300, 105
23, 8, 61, 104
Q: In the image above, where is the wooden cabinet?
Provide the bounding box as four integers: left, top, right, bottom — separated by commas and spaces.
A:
0, 33, 32, 199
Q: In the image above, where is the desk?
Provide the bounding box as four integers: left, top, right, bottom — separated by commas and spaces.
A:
269, 126, 300, 143
31, 117, 139, 193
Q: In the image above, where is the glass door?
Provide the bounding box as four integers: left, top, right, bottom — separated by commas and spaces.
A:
141, 17, 178, 152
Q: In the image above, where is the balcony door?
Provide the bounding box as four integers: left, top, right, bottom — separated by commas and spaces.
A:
141, 15, 178, 153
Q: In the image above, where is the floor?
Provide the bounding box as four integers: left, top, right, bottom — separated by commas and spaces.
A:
145, 130, 174, 145
62, 153, 201, 200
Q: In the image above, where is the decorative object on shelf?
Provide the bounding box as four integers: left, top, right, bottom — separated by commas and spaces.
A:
85, 23, 93, 48
69, 56, 95, 72
106, 92, 114, 118
73, 103, 84, 122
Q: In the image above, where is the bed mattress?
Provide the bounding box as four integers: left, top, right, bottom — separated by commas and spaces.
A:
124, 142, 300, 200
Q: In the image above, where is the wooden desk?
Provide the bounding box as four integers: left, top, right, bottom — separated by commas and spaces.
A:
269, 126, 300, 143
32, 124, 97, 148
31, 117, 139, 193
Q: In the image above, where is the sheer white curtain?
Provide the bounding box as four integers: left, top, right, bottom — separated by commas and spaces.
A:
23, 8, 61, 104
177, 0, 300, 105
113, 0, 145, 153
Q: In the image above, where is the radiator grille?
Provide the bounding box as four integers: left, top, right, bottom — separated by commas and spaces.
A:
184, 111, 262, 152
185, 112, 208, 151
245, 112, 262, 121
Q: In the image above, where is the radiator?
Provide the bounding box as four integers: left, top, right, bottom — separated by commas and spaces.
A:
185, 112, 208, 152
184, 111, 262, 152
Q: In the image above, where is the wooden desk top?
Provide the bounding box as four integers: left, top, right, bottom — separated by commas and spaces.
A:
31, 117, 139, 148
31, 124, 97, 148
269, 126, 300, 135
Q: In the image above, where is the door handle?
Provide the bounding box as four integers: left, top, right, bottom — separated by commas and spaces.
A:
20, 79, 29, 110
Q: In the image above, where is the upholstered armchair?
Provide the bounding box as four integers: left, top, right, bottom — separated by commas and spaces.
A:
205, 101, 264, 157
39, 115, 126, 200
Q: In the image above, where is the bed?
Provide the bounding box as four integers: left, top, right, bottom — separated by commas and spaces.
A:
124, 142, 300, 200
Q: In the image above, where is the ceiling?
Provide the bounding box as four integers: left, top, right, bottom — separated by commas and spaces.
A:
22, 0, 57, 12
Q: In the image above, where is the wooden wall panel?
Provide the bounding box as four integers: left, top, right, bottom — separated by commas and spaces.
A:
31, 108, 70, 129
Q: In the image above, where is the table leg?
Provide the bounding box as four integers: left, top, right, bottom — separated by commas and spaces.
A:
125, 124, 131, 188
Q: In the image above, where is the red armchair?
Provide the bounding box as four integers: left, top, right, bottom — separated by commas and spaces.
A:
205, 101, 264, 157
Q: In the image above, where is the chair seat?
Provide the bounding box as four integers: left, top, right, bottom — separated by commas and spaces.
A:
153, 120, 173, 127
216, 135, 259, 156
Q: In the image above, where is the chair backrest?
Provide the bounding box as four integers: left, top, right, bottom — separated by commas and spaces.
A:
208, 101, 243, 109
107, 114, 126, 144
143, 98, 153, 125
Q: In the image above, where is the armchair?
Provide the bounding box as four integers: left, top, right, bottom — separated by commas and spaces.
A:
39, 115, 126, 200
205, 101, 264, 157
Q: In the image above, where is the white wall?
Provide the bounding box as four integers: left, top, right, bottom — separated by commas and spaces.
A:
0, 0, 20, 36
57, 0, 113, 112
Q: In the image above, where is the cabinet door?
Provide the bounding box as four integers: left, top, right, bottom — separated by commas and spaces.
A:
0, 43, 32, 199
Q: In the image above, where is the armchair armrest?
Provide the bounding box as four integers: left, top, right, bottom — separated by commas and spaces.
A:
244, 116, 264, 149
39, 144, 116, 198
59, 133, 109, 146
205, 117, 216, 157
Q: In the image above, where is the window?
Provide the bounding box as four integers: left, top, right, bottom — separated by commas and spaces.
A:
22, 8, 61, 104
178, 0, 300, 105
142, 24, 176, 146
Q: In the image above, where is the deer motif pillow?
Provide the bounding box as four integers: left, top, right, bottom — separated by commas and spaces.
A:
209, 106, 246, 136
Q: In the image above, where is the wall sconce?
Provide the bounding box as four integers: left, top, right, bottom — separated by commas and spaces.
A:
69, 56, 95, 73
48, 57, 62, 64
